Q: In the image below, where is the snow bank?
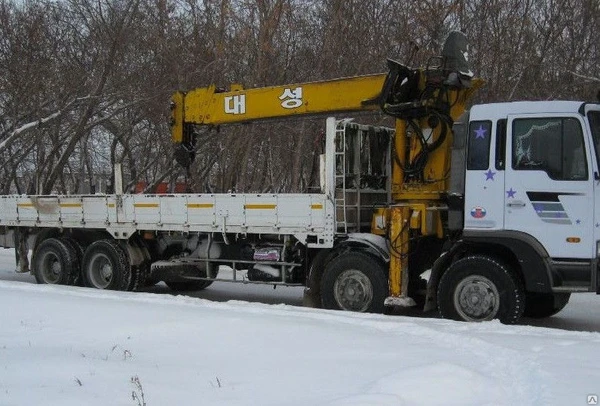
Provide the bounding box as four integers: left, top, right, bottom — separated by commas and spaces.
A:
0, 280, 599, 406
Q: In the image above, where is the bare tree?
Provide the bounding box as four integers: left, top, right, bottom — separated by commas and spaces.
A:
0, 0, 598, 196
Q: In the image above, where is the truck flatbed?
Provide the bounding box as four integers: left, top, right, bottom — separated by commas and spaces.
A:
0, 193, 335, 247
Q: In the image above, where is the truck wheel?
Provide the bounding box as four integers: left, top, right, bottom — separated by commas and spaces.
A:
82, 239, 131, 291
32, 238, 79, 285
165, 280, 213, 291
523, 292, 570, 318
59, 237, 84, 286
437, 256, 524, 324
321, 252, 387, 313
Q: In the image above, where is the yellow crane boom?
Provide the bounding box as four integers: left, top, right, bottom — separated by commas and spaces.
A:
171, 73, 386, 144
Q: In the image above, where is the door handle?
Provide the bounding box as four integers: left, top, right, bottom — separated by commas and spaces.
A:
507, 200, 526, 208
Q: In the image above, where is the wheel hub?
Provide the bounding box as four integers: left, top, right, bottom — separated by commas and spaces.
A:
89, 254, 114, 288
100, 264, 112, 281
454, 275, 500, 321
41, 252, 62, 283
333, 270, 373, 312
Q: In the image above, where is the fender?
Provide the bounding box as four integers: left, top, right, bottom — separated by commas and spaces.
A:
341, 233, 390, 263
425, 230, 555, 311
462, 230, 554, 293
124, 237, 152, 267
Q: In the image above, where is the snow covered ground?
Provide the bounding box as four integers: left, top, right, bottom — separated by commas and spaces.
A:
1, 248, 599, 405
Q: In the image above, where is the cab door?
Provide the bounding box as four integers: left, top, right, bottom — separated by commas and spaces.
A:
504, 113, 594, 259
585, 105, 600, 257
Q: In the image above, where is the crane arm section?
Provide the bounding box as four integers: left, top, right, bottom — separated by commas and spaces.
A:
170, 73, 386, 143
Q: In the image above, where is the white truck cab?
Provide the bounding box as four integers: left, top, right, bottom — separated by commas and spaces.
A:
432, 101, 600, 322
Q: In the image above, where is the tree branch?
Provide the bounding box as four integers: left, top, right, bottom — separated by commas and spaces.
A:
0, 111, 61, 154
568, 71, 600, 83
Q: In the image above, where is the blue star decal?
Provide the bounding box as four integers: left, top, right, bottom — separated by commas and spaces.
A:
576, 219, 581, 225
506, 188, 517, 198
484, 169, 496, 181
474, 125, 487, 139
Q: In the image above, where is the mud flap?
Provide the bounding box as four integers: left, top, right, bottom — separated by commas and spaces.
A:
424, 247, 459, 312
302, 287, 320, 308
14, 229, 29, 273
596, 263, 600, 294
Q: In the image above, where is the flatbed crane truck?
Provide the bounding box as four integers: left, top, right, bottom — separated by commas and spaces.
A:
1, 32, 599, 323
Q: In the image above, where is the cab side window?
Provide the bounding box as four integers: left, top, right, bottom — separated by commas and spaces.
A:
512, 117, 587, 181
588, 111, 600, 171
467, 121, 492, 170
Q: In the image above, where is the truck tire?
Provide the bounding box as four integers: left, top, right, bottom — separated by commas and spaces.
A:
127, 263, 150, 292
82, 239, 131, 291
59, 237, 84, 286
437, 256, 524, 324
321, 252, 387, 313
523, 292, 570, 318
126, 266, 141, 292
32, 238, 79, 285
